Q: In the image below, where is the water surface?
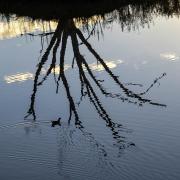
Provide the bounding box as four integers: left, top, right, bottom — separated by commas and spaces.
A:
0, 4, 180, 180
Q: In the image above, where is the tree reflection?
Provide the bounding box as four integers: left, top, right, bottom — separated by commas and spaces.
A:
1, 0, 180, 41
0, 0, 178, 177
24, 17, 166, 153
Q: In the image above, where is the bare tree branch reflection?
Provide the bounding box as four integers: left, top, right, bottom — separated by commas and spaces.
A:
24, 17, 166, 152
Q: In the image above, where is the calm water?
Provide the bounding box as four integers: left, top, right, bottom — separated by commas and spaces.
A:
0, 9, 180, 180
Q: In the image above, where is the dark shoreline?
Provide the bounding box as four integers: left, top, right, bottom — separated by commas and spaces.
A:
0, 0, 163, 20
0, 1, 127, 19
0, 0, 179, 22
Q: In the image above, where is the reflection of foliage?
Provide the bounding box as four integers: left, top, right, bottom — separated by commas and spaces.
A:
108, 0, 180, 31
1, 0, 180, 39
24, 18, 166, 153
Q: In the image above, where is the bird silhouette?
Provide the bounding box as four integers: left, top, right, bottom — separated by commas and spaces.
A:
51, 118, 61, 127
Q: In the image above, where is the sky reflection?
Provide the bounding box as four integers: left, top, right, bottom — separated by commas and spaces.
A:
3, 60, 124, 84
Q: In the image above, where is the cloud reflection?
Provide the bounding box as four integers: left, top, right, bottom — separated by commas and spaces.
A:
4, 60, 123, 84
160, 52, 179, 62
4, 72, 34, 83
87, 60, 123, 72
0, 16, 57, 40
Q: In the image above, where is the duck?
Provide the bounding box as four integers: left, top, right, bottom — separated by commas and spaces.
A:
51, 118, 61, 127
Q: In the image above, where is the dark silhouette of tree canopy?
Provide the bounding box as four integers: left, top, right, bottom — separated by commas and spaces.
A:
0, 0, 180, 22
